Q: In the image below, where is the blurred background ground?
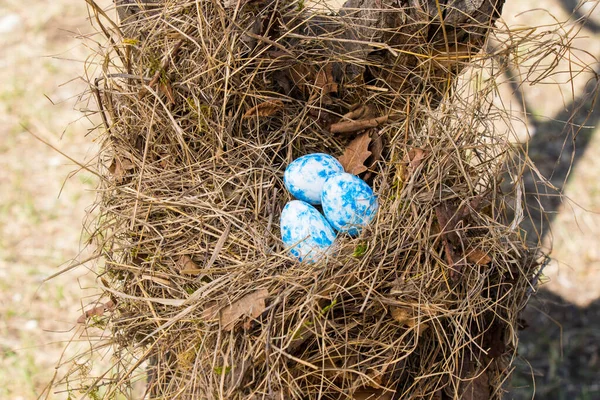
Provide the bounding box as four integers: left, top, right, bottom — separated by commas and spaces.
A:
0, 0, 597, 399
0, 0, 106, 398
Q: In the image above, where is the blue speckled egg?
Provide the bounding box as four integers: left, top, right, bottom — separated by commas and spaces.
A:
284, 153, 344, 205
321, 173, 378, 236
280, 200, 337, 263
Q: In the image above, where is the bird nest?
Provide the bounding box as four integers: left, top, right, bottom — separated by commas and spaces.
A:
51, 0, 585, 398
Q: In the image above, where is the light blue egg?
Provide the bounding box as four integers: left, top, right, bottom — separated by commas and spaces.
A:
321, 173, 378, 237
284, 153, 344, 205
280, 200, 337, 263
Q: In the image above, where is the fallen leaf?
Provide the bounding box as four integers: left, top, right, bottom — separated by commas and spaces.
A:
366, 351, 393, 387
343, 104, 375, 121
310, 63, 338, 101
330, 115, 388, 134
460, 369, 490, 400
243, 100, 284, 119
363, 130, 383, 181
338, 132, 372, 175
390, 307, 412, 325
108, 154, 134, 183
220, 289, 269, 331
288, 64, 313, 95
369, 131, 383, 166
465, 248, 492, 265
406, 148, 427, 171
176, 255, 203, 275
159, 153, 170, 168
390, 306, 429, 336
77, 300, 116, 324
315, 64, 337, 92
202, 301, 220, 321
435, 203, 464, 279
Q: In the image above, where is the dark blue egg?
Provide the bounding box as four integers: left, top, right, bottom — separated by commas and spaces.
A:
284, 153, 344, 205
321, 173, 378, 236
280, 200, 336, 262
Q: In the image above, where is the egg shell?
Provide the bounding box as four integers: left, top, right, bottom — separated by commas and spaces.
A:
284, 153, 344, 205
321, 173, 378, 236
280, 200, 337, 263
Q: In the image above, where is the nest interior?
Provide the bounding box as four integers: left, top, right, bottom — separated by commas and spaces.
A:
66, 0, 561, 398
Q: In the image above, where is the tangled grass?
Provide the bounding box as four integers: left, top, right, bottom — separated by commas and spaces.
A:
46, 0, 598, 398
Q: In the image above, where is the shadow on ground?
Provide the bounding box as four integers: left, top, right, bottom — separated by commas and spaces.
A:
508, 68, 600, 398
514, 67, 599, 241
507, 8, 600, 397
511, 290, 600, 399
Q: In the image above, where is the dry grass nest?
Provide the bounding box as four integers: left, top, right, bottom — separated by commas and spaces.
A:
57, 0, 587, 398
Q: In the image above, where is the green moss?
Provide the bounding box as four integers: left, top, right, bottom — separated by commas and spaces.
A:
353, 243, 368, 258
122, 38, 140, 46
213, 366, 232, 375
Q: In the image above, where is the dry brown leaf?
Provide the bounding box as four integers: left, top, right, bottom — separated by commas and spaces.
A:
108, 155, 134, 183
77, 300, 116, 324
313, 63, 338, 95
406, 148, 427, 171
363, 130, 383, 181
369, 131, 383, 166
343, 104, 375, 121
243, 100, 284, 119
338, 132, 372, 175
466, 248, 492, 265
390, 307, 429, 336
220, 288, 269, 331
202, 301, 220, 321
159, 153, 170, 168
435, 204, 463, 279
176, 254, 197, 269
390, 307, 413, 326
288, 64, 312, 94
176, 254, 205, 275
366, 352, 393, 387
461, 370, 490, 400
307, 64, 338, 107
330, 115, 388, 134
